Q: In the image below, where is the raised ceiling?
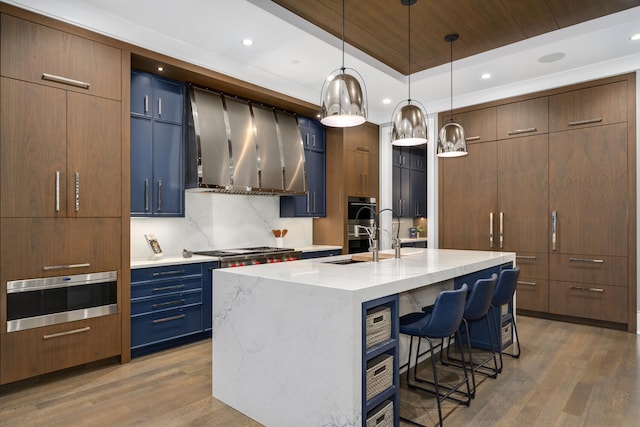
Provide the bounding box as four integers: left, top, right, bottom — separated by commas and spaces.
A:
273, 0, 640, 75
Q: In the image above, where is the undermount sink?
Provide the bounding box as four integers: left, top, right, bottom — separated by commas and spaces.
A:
325, 259, 366, 265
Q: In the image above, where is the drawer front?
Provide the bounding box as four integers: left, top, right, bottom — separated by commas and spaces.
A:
131, 305, 202, 348
516, 278, 549, 312
450, 107, 497, 143
549, 81, 627, 132
497, 97, 548, 140
131, 290, 202, 315
1, 314, 121, 384
1, 14, 122, 100
549, 281, 627, 323
515, 253, 548, 279
550, 254, 627, 286
131, 276, 202, 299
131, 264, 201, 283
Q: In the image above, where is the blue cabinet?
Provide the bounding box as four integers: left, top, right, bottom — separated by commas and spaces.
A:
202, 261, 219, 332
131, 70, 185, 217
392, 146, 426, 218
300, 248, 342, 259
280, 116, 326, 217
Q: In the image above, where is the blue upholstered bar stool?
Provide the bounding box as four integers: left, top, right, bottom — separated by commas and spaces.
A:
491, 267, 521, 372
399, 284, 469, 426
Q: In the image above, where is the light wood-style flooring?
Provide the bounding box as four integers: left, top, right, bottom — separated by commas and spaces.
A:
0, 315, 638, 426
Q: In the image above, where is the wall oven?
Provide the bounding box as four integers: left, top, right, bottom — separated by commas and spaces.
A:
347, 196, 377, 254
6, 271, 117, 332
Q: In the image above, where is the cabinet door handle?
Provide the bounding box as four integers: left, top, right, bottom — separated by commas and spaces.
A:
466, 136, 480, 141
568, 118, 603, 126
569, 286, 604, 293
489, 212, 494, 248
152, 299, 186, 309
157, 179, 163, 212
306, 192, 310, 213
152, 284, 186, 292
311, 134, 316, 148
158, 98, 162, 116
516, 255, 537, 260
313, 192, 317, 213
551, 211, 557, 250
304, 133, 309, 147
55, 171, 60, 212
569, 257, 604, 264
356, 146, 370, 152
499, 211, 504, 249
43, 326, 90, 340
144, 95, 149, 113
144, 179, 150, 212
153, 314, 186, 324
517, 281, 537, 286
43, 263, 91, 271
508, 127, 537, 135
41, 73, 90, 90
75, 172, 80, 212
152, 269, 186, 277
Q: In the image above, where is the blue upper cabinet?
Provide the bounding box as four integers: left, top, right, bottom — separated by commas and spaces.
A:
392, 146, 426, 218
131, 70, 185, 217
280, 116, 326, 217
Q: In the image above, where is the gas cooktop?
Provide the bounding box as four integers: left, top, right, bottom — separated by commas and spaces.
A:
194, 246, 301, 268
193, 247, 295, 257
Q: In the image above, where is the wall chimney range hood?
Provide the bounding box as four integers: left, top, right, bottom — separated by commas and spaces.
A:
185, 85, 307, 195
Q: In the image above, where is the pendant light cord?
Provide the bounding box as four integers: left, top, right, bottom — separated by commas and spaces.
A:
341, 0, 345, 71
449, 37, 453, 122
407, 2, 411, 101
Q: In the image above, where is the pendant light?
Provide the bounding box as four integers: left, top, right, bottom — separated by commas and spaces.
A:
391, 0, 428, 146
320, 0, 367, 127
437, 34, 468, 157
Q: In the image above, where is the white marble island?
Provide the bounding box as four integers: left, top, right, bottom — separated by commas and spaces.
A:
212, 248, 515, 427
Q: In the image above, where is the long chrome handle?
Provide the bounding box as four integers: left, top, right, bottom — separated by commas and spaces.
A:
551, 211, 557, 250
306, 192, 310, 213
569, 258, 604, 264
75, 172, 80, 212
489, 212, 494, 248
144, 95, 149, 113
568, 117, 603, 126
517, 281, 537, 286
152, 299, 186, 309
569, 286, 604, 293
152, 284, 186, 292
55, 171, 60, 212
152, 269, 186, 277
311, 134, 316, 148
158, 98, 162, 116
153, 314, 186, 324
516, 255, 537, 260
144, 179, 150, 212
466, 136, 480, 141
499, 211, 504, 249
43, 326, 90, 340
41, 73, 90, 89
508, 127, 537, 135
157, 179, 163, 211
313, 192, 317, 213
43, 263, 90, 271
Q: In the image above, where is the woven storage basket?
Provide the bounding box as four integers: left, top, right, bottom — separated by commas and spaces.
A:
366, 306, 391, 348
366, 354, 393, 400
366, 400, 394, 427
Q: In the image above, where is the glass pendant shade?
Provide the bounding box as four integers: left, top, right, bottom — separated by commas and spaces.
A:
320, 68, 367, 127
437, 120, 468, 157
391, 101, 427, 146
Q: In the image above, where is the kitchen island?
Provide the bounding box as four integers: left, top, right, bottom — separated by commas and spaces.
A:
212, 248, 515, 427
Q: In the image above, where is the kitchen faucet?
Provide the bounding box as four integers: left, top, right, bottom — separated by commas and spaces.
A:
354, 206, 401, 261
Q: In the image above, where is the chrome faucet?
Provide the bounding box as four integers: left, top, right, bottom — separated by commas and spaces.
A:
354, 206, 401, 261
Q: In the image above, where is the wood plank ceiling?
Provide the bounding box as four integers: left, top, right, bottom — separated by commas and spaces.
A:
272, 0, 640, 75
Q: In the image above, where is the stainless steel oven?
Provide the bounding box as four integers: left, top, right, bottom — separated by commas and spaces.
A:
348, 196, 377, 253
6, 271, 118, 332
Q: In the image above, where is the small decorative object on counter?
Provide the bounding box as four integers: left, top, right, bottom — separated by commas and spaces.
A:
272, 229, 288, 247
144, 234, 163, 259
409, 227, 418, 238
182, 249, 193, 258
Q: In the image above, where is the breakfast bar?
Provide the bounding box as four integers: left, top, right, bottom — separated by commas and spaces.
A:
212, 248, 515, 426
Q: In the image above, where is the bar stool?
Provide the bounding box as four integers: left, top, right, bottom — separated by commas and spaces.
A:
491, 267, 521, 372
399, 284, 469, 426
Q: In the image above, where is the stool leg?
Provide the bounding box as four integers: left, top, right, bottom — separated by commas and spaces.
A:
462, 319, 477, 399
426, 337, 445, 426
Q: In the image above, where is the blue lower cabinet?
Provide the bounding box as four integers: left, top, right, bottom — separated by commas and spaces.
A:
131, 304, 203, 349
300, 249, 342, 259
202, 261, 219, 332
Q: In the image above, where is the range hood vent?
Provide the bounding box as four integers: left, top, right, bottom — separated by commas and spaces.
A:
185, 85, 307, 195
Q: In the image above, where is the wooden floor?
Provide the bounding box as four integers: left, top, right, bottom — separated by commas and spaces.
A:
0, 315, 638, 426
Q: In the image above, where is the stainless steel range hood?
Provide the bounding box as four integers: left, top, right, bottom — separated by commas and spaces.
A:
185, 85, 307, 195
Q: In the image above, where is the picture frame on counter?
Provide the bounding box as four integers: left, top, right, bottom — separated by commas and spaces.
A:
144, 234, 163, 259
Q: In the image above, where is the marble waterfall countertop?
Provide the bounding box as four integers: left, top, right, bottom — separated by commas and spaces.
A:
211, 248, 515, 427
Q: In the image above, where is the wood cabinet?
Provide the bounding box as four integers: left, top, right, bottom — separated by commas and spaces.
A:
451, 107, 496, 144
439, 74, 635, 330
0, 10, 126, 383
345, 125, 379, 198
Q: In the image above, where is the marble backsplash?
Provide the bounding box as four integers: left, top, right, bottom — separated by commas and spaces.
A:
130, 192, 312, 259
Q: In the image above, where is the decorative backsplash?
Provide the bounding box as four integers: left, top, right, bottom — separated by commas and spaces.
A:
130, 192, 312, 259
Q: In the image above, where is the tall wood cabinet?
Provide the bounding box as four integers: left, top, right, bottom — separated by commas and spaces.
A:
439, 74, 636, 331
0, 9, 127, 383
313, 122, 379, 252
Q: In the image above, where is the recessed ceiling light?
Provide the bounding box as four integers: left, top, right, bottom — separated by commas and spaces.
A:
157, 66, 164, 72
538, 52, 565, 63
241, 38, 254, 46
630, 33, 640, 41
481, 73, 491, 79
382, 98, 392, 105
